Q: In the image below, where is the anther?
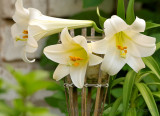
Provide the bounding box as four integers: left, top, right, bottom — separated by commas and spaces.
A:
123, 47, 127, 49
23, 35, 28, 39
23, 30, 28, 34
74, 62, 79, 66
124, 50, 127, 53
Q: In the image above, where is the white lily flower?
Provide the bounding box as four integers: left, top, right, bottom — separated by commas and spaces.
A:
43, 28, 102, 88
11, 0, 93, 63
92, 15, 156, 75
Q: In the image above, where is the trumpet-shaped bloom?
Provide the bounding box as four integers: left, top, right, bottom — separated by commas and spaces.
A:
92, 15, 156, 75
44, 28, 102, 88
11, 0, 93, 63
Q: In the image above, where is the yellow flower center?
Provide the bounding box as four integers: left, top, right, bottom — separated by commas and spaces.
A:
16, 30, 28, 41
69, 56, 84, 66
115, 31, 128, 58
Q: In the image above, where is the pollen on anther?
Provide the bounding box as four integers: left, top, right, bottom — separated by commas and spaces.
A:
23, 35, 28, 39
124, 50, 127, 53
123, 46, 127, 49
69, 56, 76, 61
23, 30, 28, 34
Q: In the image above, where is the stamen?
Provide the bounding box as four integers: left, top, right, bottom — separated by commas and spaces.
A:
124, 50, 127, 54
23, 30, 28, 34
74, 62, 79, 66
16, 37, 27, 41
115, 32, 128, 59
123, 47, 127, 49
75, 57, 83, 60
69, 56, 83, 66
23, 35, 28, 39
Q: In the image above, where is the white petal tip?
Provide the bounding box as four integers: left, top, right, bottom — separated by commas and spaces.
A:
21, 50, 36, 63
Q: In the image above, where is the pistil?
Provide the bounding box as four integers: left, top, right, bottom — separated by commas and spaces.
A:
115, 32, 128, 58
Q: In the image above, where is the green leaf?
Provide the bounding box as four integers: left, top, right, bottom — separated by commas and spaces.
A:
97, 7, 107, 28
135, 71, 153, 83
156, 42, 160, 51
146, 22, 160, 30
83, 0, 104, 8
152, 91, 160, 98
117, 0, 125, 20
123, 70, 137, 116
126, 0, 135, 24
147, 82, 160, 86
111, 77, 125, 88
109, 96, 122, 116
142, 56, 160, 80
127, 108, 136, 116
136, 83, 159, 116
111, 88, 123, 98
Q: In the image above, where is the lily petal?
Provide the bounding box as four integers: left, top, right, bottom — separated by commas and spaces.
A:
60, 28, 74, 45
43, 44, 69, 64
89, 54, 103, 66
92, 37, 115, 54
70, 64, 87, 88
21, 49, 35, 63
130, 17, 145, 32
28, 25, 47, 41
13, 0, 29, 24
126, 55, 145, 72
25, 36, 38, 53
127, 33, 156, 57
28, 8, 42, 20
73, 36, 88, 52
53, 64, 70, 81
104, 15, 128, 38
11, 24, 27, 46
101, 50, 125, 75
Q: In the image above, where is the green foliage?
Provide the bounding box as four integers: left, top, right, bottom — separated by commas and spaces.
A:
156, 42, 160, 51
45, 90, 67, 113
146, 22, 160, 30
142, 57, 160, 80
136, 83, 159, 116
123, 71, 137, 116
117, 0, 125, 20
7, 66, 53, 96
126, 0, 135, 24
109, 96, 122, 116
83, 0, 104, 8
97, 7, 107, 28
0, 67, 55, 116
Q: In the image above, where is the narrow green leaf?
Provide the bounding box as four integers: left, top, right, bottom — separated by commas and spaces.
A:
156, 42, 160, 51
136, 83, 159, 116
135, 71, 153, 83
126, 0, 135, 24
127, 108, 136, 116
142, 57, 160, 80
83, 0, 104, 8
97, 7, 107, 28
146, 22, 160, 30
109, 97, 122, 116
111, 77, 125, 88
123, 70, 137, 116
117, 0, 125, 20
152, 91, 160, 98
147, 82, 160, 86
